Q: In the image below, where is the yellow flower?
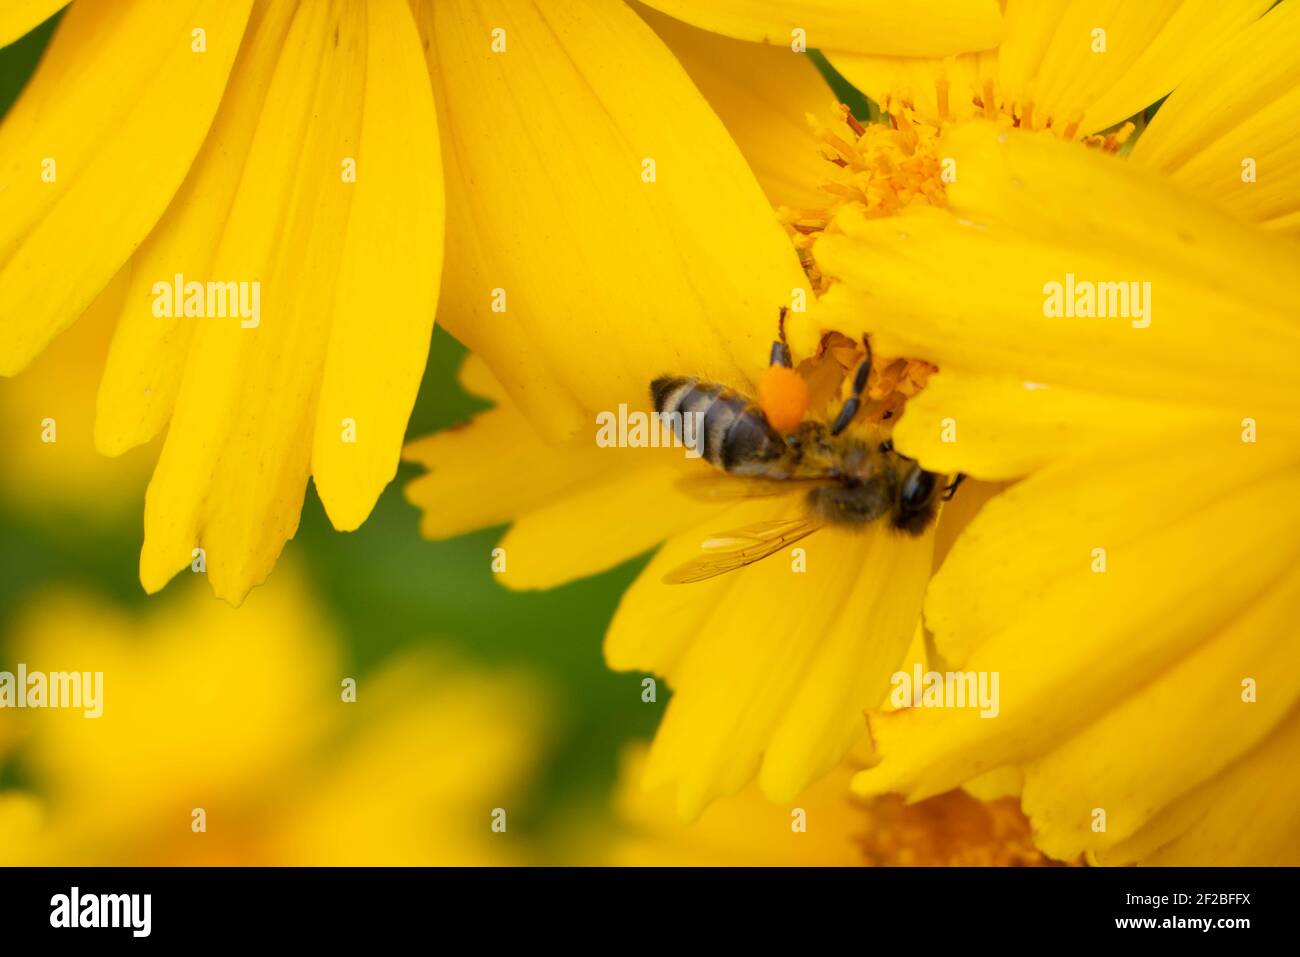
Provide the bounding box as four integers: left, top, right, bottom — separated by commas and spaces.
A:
828, 0, 1275, 140
778, 0, 1295, 307
0, 0, 1002, 605
385, 2, 1016, 820
601, 742, 1063, 866
0, 563, 546, 865
817, 122, 1300, 865
1, 0, 441, 603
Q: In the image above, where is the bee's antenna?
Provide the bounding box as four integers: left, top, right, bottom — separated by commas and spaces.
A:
770, 306, 793, 368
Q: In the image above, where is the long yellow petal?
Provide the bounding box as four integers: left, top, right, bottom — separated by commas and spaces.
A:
95, 1, 299, 456
310, 0, 443, 531
610, 744, 868, 865
1099, 705, 1300, 866
413, 0, 809, 441
830, 0, 1271, 135
609, 497, 933, 817
0, 0, 67, 47
140, 1, 367, 603
404, 405, 608, 540
403, 377, 724, 588
1131, 0, 1300, 234
0, 0, 253, 375
810, 125, 1300, 417
636, 4, 836, 209
637, 0, 1002, 57
498, 463, 726, 590
1022, 564, 1300, 859
880, 370, 1233, 481
852, 438, 1300, 802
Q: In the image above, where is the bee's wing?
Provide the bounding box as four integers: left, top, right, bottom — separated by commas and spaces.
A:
674, 470, 831, 501
662, 518, 823, 584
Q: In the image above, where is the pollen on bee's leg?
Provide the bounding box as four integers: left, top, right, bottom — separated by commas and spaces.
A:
757, 365, 809, 434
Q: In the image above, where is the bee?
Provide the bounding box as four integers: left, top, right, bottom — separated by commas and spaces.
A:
651, 309, 961, 584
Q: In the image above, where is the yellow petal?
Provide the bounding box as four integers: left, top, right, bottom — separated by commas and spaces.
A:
0, 265, 151, 512
637, 0, 1002, 58
883, 370, 1233, 481
310, 0, 443, 530
831, 0, 1272, 135
413, 0, 809, 441
139, 1, 367, 603
498, 462, 726, 590
457, 352, 508, 404
1130, 0, 1300, 233
610, 743, 868, 866
1018, 0, 1273, 137
95, 1, 299, 456
811, 124, 1300, 419
636, 4, 835, 209
827, 49, 991, 126
852, 436, 1300, 803
0, 0, 253, 375
0, 0, 67, 47
403, 384, 722, 588
1022, 563, 1300, 859
609, 497, 934, 817
1100, 706, 1300, 866
403, 405, 614, 540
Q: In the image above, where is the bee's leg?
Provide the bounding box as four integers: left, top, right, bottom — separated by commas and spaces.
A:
943, 473, 966, 501
769, 306, 793, 368
830, 336, 873, 436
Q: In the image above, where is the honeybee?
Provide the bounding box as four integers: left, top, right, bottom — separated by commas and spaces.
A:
651, 310, 961, 584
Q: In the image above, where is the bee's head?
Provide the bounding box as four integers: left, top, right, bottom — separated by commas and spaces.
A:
891, 464, 942, 535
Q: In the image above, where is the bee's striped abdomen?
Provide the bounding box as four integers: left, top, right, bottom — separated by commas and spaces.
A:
650, 376, 785, 473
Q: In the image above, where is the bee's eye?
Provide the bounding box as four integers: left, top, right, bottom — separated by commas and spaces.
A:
899, 468, 938, 512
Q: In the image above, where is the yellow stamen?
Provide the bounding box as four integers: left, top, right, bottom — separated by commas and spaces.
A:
935, 75, 950, 122
981, 78, 998, 120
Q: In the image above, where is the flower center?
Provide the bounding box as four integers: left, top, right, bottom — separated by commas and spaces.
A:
780, 94, 1134, 429
856, 791, 1076, 867
779, 106, 943, 425
781, 104, 947, 293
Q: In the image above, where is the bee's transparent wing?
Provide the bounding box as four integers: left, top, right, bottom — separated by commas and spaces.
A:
662, 518, 822, 584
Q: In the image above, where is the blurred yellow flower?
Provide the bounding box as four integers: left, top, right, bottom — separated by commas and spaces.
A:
819, 124, 1300, 865
0, 564, 546, 865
